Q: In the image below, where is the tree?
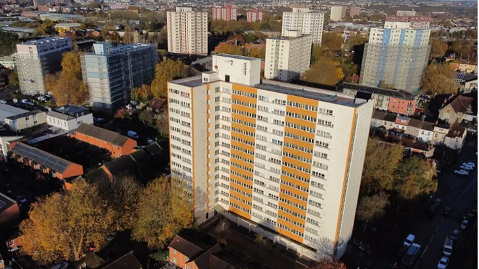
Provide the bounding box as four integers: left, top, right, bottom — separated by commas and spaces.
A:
394, 157, 437, 200
430, 39, 448, 59
308, 257, 347, 269
0, 31, 19, 56
304, 58, 343, 86
356, 192, 390, 232
151, 59, 190, 98
155, 112, 169, 139
139, 109, 154, 125
20, 181, 114, 264
361, 138, 404, 193
132, 176, 193, 249
8, 70, 19, 86
215, 43, 244, 55
35, 20, 55, 36
449, 39, 462, 55
45, 51, 89, 105
344, 35, 367, 51
421, 64, 459, 95
123, 26, 134, 44
311, 45, 328, 63
321, 32, 343, 57
132, 84, 152, 101
95, 176, 141, 232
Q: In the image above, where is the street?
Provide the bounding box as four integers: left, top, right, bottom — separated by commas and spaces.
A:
373, 140, 477, 269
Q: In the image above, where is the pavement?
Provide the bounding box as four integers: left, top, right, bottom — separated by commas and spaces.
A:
372, 140, 477, 269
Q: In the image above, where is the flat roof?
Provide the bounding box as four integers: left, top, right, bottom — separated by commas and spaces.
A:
0, 192, 16, 213
0, 104, 28, 123
5, 110, 43, 121
21, 36, 69, 45
170, 76, 358, 107
339, 83, 416, 100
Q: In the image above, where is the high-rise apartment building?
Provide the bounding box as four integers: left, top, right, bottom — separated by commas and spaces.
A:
247, 9, 263, 22
384, 15, 431, 29
265, 30, 312, 82
282, 7, 324, 44
359, 27, 431, 92
81, 43, 157, 110
167, 7, 208, 55
16, 37, 72, 95
212, 5, 237, 21
167, 54, 373, 260
349, 6, 361, 18
330, 6, 346, 22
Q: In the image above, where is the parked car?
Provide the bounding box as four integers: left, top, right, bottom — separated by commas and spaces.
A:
397, 245, 408, 258
128, 131, 139, 139
443, 237, 453, 257
460, 219, 469, 229
459, 165, 474, 170
105, 232, 116, 241
464, 162, 475, 168
0, 99, 7, 104
403, 234, 415, 247
437, 256, 449, 269
443, 207, 451, 217
454, 170, 469, 176
146, 138, 155, 144
16, 196, 27, 204
450, 229, 460, 241
130, 100, 139, 106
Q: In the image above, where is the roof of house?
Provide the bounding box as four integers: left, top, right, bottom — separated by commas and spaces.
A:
455, 73, 478, 83
209, 250, 248, 269
189, 244, 223, 269
339, 82, 416, 100
0, 192, 17, 215
0, 104, 28, 123
75, 123, 130, 147
442, 95, 475, 114
408, 119, 435, 131
169, 235, 204, 259
446, 124, 466, 138
372, 110, 397, 122
101, 251, 142, 269
148, 97, 166, 110
73, 253, 106, 269
5, 110, 44, 121
10, 142, 76, 173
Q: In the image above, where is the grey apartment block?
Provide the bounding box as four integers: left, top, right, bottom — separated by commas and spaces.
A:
16, 37, 72, 95
359, 43, 430, 92
81, 43, 158, 111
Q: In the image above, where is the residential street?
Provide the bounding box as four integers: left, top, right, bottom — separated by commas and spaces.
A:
373, 140, 477, 269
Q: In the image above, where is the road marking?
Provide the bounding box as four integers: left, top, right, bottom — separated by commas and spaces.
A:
429, 234, 435, 243
441, 218, 445, 223
421, 245, 429, 258
413, 263, 420, 269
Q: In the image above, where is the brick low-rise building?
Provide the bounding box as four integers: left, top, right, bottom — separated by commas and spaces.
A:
72, 123, 137, 158
339, 83, 417, 115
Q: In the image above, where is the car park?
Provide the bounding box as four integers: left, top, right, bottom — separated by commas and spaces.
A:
454, 170, 469, 176
437, 256, 449, 269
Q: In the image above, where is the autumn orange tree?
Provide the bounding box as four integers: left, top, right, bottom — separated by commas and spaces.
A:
303, 57, 344, 86
150, 59, 190, 98
45, 51, 89, 105
132, 84, 152, 101
132, 176, 193, 249
20, 181, 114, 264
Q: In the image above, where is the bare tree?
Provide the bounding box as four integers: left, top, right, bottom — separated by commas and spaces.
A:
356, 192, 390, 233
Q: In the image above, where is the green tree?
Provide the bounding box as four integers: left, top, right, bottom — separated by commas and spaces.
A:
45, 51, 89, 105
421, 63, 459, 95
394, 157, 437, 200
356, 192, 390, 233
20, 181, 114, 264
8, 70, 19, 86
344, 35, 368, 51
361, 138, 404, 193
132, 176, 193, 249
429, 39, 448, 59
155, 112, 169, 139
151, 59, 190, 98
35, 20, 55, 36
449, 39, 462, 55
304, 58, 343, 86
311, 44, 328, 63
321, 32, 343, 57
132, 84, 152, 101
0, 31, 19, 56
215, 43, 244, 56
138, 109, 154, 125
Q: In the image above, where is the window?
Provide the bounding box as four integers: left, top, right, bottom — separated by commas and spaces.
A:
225, 75, 230, 82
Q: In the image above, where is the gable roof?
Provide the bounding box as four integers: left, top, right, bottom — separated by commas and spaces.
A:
10, 142, 75, 173
189, 244, 223, 269
169, 235, 204, 259
75, 123, 130, 147
443, 95, 474, 114
101, 251, 142, 269
148, 97, 166, 110
446, 124, 466, 138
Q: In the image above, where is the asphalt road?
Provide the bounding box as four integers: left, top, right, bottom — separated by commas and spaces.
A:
373, 140, 477, 269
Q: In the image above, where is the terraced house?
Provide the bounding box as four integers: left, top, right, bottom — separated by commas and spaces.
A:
167, 54, 374, 260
